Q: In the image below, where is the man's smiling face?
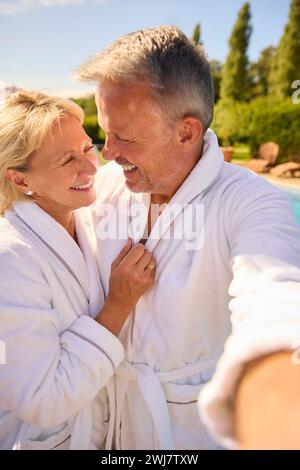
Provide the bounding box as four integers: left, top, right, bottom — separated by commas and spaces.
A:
96, 83, 184, 198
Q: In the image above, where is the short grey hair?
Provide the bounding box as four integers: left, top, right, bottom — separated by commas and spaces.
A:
77, 26, 214, 130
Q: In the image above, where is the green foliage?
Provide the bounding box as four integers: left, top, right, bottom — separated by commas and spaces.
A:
83, 115, 105, 144
212, 97, 300, 162
220, 2, 252, 101
192, 23, 202, 45
209, 60, 223, 102
72, 95, 97, 116
269, 0, 300, 98
212, 99, 252, 145
71, 96, 105, 145
232, 144, 251, 161
98, 127, 106, 142
248, 46, 275, 99
248, 98, 300, 162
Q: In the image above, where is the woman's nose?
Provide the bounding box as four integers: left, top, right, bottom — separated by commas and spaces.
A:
81, 151, 98, 175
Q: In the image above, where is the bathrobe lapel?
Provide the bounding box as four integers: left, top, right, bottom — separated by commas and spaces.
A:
75, 207, 104, 317
146, 129, 224, 252
11, 202, 90, 303
128, 130, 224, 252
126, 130, 224, 352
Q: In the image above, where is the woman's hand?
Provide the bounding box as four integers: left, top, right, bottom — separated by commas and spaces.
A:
95, 239, 156, 335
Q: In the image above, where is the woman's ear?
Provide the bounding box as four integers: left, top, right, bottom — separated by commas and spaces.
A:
177, 117, 203, 148
5, 169, 30, 194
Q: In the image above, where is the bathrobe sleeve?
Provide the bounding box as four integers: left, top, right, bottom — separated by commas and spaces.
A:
199, 178, 300, 449
0, 240, 124, 429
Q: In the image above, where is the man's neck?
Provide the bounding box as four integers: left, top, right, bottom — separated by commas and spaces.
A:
151, 194, 170, 205
151, 139, 205, 205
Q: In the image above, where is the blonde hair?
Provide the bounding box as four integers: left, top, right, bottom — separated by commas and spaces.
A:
0, 90, 84, 215
77, 25, 214, 129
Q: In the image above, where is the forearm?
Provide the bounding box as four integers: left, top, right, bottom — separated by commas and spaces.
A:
235, 351, 300, 450
95, 297, 133, 336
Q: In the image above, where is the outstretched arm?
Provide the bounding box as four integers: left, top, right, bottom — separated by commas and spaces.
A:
235, 351, 300, 450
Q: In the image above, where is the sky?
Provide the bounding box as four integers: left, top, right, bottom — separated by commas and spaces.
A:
0, 0, 292, 97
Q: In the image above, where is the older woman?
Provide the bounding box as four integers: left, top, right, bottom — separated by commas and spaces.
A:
0, 90, 156, 450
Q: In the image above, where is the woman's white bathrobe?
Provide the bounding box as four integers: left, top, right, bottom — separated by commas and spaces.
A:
92, 129, 300, 450
0, 202, 124, 450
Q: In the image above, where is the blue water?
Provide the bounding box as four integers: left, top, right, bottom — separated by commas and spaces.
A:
278, 186, 300, 226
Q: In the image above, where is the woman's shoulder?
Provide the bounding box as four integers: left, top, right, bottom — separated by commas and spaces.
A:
0, 215, 27, 245
0, 216, 37, 263
0, 216, 52, 297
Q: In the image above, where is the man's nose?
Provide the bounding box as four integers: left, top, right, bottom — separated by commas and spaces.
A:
102, 139, 119, 161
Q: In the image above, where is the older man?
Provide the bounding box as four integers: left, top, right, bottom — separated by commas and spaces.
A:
78, 26, 300, 450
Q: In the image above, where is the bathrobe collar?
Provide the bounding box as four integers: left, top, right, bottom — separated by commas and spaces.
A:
128, 129, 224, 250
7, 201, 91, 302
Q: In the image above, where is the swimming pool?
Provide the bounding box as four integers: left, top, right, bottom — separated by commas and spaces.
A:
278, 186, 300, 226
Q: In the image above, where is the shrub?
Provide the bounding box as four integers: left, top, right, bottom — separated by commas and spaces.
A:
248, 98, 300, 162
98, 127, 106, 143
212, 97, 300, 162
72, 96, 97, 116
82, 115, 106, 145
212, 99, 252, 146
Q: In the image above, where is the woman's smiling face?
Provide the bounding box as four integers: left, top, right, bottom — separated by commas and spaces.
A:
23, 115, 98, 216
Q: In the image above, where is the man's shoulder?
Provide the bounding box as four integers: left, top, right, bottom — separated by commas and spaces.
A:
217, 162, 283, 201
215, 163, 298, 234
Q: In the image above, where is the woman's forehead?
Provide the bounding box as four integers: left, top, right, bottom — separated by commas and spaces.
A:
31, 117, 89, 164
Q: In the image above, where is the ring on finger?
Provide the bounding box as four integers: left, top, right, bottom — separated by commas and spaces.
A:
145, 263, 156, 271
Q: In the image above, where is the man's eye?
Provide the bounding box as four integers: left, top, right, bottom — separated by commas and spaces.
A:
85, 146, 94, 152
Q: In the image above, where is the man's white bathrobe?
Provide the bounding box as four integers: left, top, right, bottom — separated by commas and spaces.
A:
0, 202, 124, 450
92, 129, 300, 450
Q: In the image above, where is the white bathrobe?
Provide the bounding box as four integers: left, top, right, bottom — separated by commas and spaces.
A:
92, 129, 300, 450
0, 201, 124, 450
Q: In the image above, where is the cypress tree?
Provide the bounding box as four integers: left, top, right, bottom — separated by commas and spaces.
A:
269, 0, 300, 98
248, 46, 275, 99
220, 2, 252, 101
191, 23, 202, 46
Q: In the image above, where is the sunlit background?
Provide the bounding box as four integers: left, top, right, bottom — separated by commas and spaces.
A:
1, 0, 299, 223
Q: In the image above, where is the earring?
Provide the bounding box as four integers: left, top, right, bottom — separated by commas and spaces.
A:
26, 190, 33, 196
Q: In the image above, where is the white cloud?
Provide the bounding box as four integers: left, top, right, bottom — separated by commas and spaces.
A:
39, 0, 82, 7
0, 0, 33, 15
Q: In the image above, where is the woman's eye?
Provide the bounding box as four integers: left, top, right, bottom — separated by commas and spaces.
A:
62, 157, 74, 166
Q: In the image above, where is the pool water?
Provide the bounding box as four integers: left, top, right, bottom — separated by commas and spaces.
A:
279, 186, 300, 226
294, 199, 300, 226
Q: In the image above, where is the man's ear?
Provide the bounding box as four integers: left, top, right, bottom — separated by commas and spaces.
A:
5, 170, 30, 194
177, 117, 203, 149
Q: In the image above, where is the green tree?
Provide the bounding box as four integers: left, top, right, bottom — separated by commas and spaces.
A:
210, 60, 223, 102
269, 0, 300, 98
72, 96, 97, 116
248, 46, 275, 99
191, 23, 202, 45
220, 2, 252, 101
